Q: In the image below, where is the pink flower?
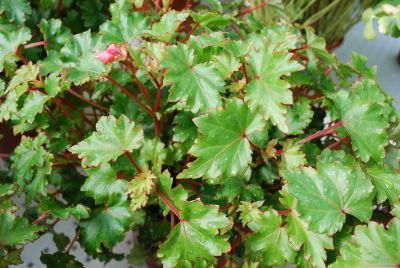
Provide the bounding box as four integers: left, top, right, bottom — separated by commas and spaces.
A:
96, 44, 127, 63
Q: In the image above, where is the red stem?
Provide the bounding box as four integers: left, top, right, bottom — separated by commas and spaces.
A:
170, 213, 176, 230
277, 209, 291, 216
229, 233, 242, 255
231, 74, 238, 83
328, 136, 351, 150
236, 1, 268, 17
0, 153, 9, 158
66, 229, 80, 253
152, 114, 161, 137
183, 23, 199, 43
184, 0, 191, 9
67, 89, 107, 112
23, 41, 47, 49
124, 151, 142, 173
15, 49, 28, 64
153, 0, 160, 13
106, 75, 153, 114
124, 62, 153, 107
242, 62, 249, 84
297, 121, 343, 145
33, 211, 49, 224
230, 23, 244, 40
156, 189, 181, 220
57, 0, 63, 15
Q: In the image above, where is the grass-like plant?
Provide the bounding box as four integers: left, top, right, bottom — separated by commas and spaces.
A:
247, 0, 379, 46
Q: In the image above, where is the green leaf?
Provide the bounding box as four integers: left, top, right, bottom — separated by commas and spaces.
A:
190, 11, 233, 29
286, 99, 314, 135
5, 62, 39, 96
100, 11, 149, 43
173, 111, 197, 150
149, 10, 189, 42
0, 24, 31, 72
18, 91, 50, 124
0, 183, 15, 197
70, 204, 90, 220
366, 164, 400, 204
0, 248, 23, 266
0, 0, 31, 25
283, 150, 374, 234
157, 201, 231, 268
163, 43, 225, 113
331, 218, 400, 268
0, 212, 45, 246
286, 212, 333, 268
70, 115, 144, 167
280, 141, 306, 171
10, 133, 53, 203
305, 27, 337, 67
247, 210, 295, 266
40, 251, 84, 268
60, 30, 108, 85
332, 82, 389, 162
211, 52, 241, 79
82, 164, 128, 203
80, 196, 132, 252
155, 166, 188, 215
363, 8, 377, 40
44, 73, 61, 97
38, 196, 70, 219
245, 44, 303, 133
351, 53, 377, 80
178, 98, 265, 181
39, 19, 72, 53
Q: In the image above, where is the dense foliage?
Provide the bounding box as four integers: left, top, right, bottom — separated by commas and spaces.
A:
0, 0, 399, 267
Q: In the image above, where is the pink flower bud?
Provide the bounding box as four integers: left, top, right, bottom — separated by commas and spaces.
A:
96, 44, 127, 63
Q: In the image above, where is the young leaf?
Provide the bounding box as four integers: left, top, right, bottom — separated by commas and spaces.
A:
0, 213, 45, 246
237, 201, 263, 226
246, 210, 295, 266
178, 98, 265, 181
70, 115, 144, 167
331, 218, 400, 268
80, 196, 132, 252
157, 201, 231, 268
280, 141, 307, 171
283, 150, 374, 234
128, 170, 156, 211
81, 164, 128, 203
162, 43, 225, 113
245, 45, 303, 133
